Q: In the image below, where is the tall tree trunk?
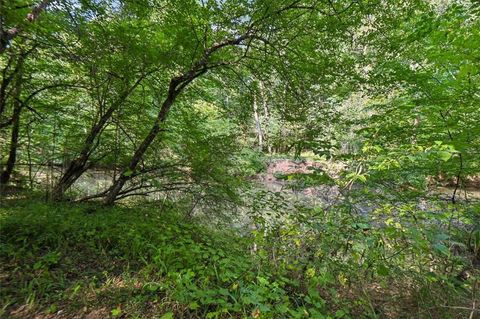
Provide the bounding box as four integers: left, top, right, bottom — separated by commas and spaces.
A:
0, 62, 23, 186
103, 81, 179, 205
51, 103, 118, 200
253, 94, 263, 151
0, 56, 19, 122
26, 121, 33, 188
51, 76, 147, 201
259, 80, 271, 153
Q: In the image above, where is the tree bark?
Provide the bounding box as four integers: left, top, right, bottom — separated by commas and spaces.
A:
51, 76, 147, 201
253, 93, 264, 151
50, 116, 110, 200
259, 80, 271, 153
103, 80, 180, 205
51, 101, 121, 200
0, 61, 23, 186
0, 56, 19, 121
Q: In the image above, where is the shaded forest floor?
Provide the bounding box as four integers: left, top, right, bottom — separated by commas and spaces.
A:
0, 199, 477, 319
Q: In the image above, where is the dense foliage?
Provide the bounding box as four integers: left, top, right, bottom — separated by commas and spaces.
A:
1, 199, 477, 318
1, 0, 479, 318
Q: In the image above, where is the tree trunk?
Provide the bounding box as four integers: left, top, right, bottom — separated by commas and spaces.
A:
259, 80, 271, 154
0, 62, 23, 186
103, 82, 179, 205
0, 56, 20, 122
51, 76, 148, 201
253, 94, 263, 151
51, 104, 117, 200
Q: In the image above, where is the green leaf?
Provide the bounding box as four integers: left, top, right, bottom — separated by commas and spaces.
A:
438, 151, 452, 162
160, 312, 174, 319
377, 264, 390, 276
433, 243, 450, 256
111, 307, 122, 317
189, 302, 199, 310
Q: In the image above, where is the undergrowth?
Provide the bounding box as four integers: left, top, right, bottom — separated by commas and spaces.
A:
0, 199, 477, 318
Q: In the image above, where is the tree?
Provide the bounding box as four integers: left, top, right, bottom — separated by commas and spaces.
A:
0, 0, 427, 203
102, 0, 387, 204
353, 2, 480, 202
